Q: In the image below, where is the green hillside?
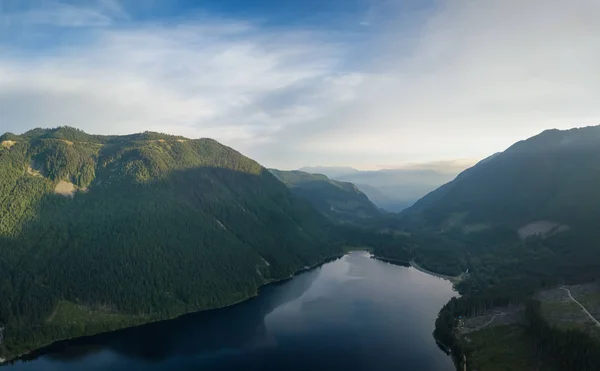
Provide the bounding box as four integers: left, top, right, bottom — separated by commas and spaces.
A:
405, 125, 600, 233
270, 169, 381, 223
390, 126, 600, 290
0, 127, 338, 359
390, 126, 600, 370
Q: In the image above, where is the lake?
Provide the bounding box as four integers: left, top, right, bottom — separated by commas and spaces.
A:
5, 251, 456, 371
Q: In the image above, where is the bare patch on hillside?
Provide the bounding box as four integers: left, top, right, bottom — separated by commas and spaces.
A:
55, 180, 76, 197
440, 212, 467, 232
47, 300, 145, 327
457, 306, 524, 335
26, 161, 44, 177
60, 140, 74, 145
216, 220, 227, 230
176, 139, 188, 143
518, 221, 569, 239
260, 256, 270, 267
1, 140, 16, 149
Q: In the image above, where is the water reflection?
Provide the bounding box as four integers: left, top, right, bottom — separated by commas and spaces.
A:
24, 262, 320, 363
8, 252, 456, 371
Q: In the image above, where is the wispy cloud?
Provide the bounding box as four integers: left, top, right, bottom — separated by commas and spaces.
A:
2, 0, 128, 27
273, 0, 600, 167
1, 0, 599, 170
0, 3, 356, 150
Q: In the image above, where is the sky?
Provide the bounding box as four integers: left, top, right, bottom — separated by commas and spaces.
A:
1, 0, 599, 170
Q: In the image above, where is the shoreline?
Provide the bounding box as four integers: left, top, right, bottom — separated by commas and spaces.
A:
2, 253, 346, 365
372, 255, 462, 283
408, 260, 462, 282
3, 250, 460, 368
371, 255, 411, 267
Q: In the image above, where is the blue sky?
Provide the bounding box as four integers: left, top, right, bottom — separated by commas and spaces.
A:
1, 0, 599, 170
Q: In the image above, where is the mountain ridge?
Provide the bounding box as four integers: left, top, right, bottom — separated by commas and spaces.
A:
270, 169, 381, 223
0, 127, 339, 360
404, 125, 600, 232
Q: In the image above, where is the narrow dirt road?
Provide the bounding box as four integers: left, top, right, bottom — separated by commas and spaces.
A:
560, 287, 600, 327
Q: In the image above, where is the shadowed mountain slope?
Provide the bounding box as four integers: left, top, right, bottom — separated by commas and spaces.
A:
270, 169, 381, 223
0, 127, 337, 359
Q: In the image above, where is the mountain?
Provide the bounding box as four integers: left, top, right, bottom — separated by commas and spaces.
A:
297, 166, 465, 212
0, 127, 338, 360
336, 169, 461, 212
298, 166, 360, 179
270, 170, 381, 223
402, 126, 600, 371
404, 125, 600, 234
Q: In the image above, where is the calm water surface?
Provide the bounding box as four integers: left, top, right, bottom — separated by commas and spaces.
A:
7, 252, 456, 371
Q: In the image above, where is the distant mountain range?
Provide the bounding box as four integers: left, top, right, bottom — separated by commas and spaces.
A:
297, 166, 361, 179
270, 169, 381, 223
299, 163, 470, 212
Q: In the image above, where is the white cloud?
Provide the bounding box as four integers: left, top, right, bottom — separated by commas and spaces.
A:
2, 0, 127, 27
1, 0, 599, 170
0, 12, 356, 153
286, 0, 600, 166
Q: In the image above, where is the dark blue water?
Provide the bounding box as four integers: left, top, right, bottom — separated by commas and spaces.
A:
6, 252, 456, 371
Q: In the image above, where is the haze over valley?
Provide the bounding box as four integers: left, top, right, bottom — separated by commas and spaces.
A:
298, 160, 474, 212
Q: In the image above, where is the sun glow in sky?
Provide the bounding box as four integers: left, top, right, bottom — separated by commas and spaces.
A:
1, 0, 599, 169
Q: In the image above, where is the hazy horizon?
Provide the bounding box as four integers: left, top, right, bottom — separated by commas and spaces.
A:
0, 123, 584, 172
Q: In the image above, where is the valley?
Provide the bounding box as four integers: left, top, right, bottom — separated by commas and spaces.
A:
2, 252, 457, 371
2, 126, 600, 370
298, 165, 468, 212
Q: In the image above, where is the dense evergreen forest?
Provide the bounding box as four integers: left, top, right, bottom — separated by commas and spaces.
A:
394, 126, 600, 370
404, 126, 600, 230
0, 127, 341, 360
357, 217, 600, 370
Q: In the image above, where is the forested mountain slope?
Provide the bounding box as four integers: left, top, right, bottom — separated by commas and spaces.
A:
270, 170, 381, 223
0, 127, 338, 360
388, 126, 600, 290
404, 125, 600, 233
391, 126, 600, 370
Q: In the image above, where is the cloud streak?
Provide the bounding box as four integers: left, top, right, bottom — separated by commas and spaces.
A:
1, 0, 599, 170
276, 0, 600, 168
2, 0, 127, 27
1, 10, 356, 150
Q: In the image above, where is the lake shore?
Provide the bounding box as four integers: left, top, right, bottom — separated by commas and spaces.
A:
3, 253, 346, 365
372, 254, 463, 371
3, 250, 456, 371
372, 255, 462, 283
371, 255, 410, 267
408, 260, 462, 283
